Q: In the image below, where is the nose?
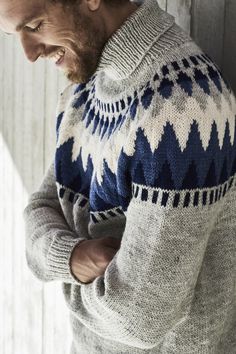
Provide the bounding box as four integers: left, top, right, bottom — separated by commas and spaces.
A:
19, 32, 45, 62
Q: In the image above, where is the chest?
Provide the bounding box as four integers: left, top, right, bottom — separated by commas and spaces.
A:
55, 102, 133, 214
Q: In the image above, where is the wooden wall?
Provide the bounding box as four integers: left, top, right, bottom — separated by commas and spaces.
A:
0, 1, 235, 353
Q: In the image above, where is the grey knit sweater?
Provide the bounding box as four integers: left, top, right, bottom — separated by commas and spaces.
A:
23, 0, 236, 353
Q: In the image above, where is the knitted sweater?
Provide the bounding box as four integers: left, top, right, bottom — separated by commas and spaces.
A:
23, 0, 236, 353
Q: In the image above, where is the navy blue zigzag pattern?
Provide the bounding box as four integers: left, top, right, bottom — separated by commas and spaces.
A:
54, 54, 235, 213
89, 159, 131, 212
88, 117, 236, 212
117, 119, 236, 191
55, 137, 93, 199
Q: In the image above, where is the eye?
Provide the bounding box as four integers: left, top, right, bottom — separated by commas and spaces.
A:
25, 21, 43, 33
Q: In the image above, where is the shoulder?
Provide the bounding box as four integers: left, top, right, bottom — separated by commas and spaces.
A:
122, 47, 236, 191
128, 40, 235, 148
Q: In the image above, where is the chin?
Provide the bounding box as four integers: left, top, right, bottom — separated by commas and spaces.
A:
66, 72, 84, 84
65, 65, 87, 84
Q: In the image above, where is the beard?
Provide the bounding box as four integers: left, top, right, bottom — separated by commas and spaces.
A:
64, 7, 107, 84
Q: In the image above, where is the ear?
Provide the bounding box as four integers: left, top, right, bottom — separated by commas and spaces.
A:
86, 0, 102, 11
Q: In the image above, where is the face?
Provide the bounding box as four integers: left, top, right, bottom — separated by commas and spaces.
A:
0, 0, 108, 83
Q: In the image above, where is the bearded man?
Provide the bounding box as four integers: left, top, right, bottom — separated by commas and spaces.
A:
1, 0, 236, 353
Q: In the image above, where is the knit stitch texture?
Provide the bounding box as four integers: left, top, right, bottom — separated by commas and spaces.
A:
24, 0, 236, 353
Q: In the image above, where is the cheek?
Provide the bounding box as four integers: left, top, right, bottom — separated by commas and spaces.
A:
43, 23, 76, 45
57, 51, 78, 73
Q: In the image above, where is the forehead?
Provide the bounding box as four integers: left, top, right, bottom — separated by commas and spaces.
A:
0, 0, 45, 32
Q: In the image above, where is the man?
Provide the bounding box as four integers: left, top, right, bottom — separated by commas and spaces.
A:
1, 0, 236, 352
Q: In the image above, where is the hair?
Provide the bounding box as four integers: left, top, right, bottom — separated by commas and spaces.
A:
104, 0, 129, 3
103, 0, 130, 6
50, 0, 130, 5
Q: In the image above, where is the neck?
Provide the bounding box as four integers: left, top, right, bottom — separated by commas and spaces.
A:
97, 0, 176, 81
102, 1, 140, 40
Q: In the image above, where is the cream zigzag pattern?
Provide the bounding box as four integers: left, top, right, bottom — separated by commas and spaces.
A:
56, 85, 236, 185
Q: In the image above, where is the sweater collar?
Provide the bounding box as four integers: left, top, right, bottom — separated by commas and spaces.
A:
96, 0, 175, 81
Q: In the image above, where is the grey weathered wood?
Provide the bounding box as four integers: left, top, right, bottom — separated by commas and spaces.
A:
222, 0, 236, 94
23, 51, 45, 354
167, 0, 192, 33
0, 33, 4, 353
158, 0, 167, 11
14, 40, 44, 354
191, 0, 226, 69
0, 32, 52, 354
1, 34, 14, 354
44, 61, 68, 169
43, 60, 70, 354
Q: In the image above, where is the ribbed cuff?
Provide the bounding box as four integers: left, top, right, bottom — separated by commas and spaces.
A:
47, 236, 88, 285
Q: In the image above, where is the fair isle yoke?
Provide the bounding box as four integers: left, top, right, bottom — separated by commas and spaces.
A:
24, 0, 236, 353
55, 47, 236, 217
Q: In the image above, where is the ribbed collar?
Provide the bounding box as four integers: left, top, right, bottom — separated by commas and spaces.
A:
96, 0, 175, 80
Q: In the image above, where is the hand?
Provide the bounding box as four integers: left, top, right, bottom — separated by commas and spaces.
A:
70, 236, 121, 284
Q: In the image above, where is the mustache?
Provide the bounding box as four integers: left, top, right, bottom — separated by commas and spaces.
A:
40, 41, 80, 60
40, 47, 62, 58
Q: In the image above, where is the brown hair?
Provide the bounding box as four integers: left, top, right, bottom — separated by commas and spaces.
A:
50, 0, 129, 4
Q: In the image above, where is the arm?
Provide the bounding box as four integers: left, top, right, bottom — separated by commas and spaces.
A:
23, 161, 89, 284
70, 188, 222, 349
23, 82, 120, 285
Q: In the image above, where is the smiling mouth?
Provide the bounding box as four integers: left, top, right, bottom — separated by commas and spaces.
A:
49, 48, 66, 65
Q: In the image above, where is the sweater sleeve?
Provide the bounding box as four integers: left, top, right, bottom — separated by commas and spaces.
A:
64, 86, 236, 348
23, 161, 88, 285
71, 190, 224, 349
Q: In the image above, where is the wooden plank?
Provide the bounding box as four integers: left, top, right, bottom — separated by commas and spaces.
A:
191, 0, 225, 69
1, 33, 14, 354
22, 51, 45, 354
167, 0, 192, 34
43, 59, 70, 354
0, 33, 4, 354
158, 0, 167, 11
12, 36, 24, 354
222, 0, 236, 94
8, 38, 42, 354
3, 37, 45, 354
43, 283, 72, 354
44, 61, 59, 169
44, 61, 67, 169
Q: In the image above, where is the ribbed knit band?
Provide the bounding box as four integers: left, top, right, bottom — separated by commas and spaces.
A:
97, 0, 175, 80
47, 236, 88, 285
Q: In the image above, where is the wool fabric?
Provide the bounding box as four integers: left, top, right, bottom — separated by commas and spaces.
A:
24, 0, 236, 352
